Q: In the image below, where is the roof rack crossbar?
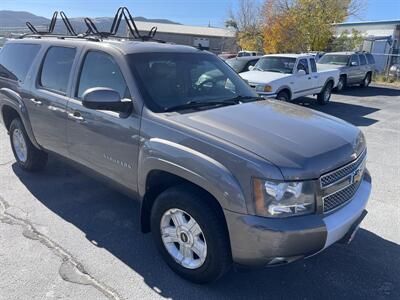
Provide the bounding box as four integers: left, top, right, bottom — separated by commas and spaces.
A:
60, 11, 77, 36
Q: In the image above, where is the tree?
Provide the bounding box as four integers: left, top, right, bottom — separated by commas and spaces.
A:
328, 29, 364, 51
225, 0, 264, 51
262, 0, 365, 53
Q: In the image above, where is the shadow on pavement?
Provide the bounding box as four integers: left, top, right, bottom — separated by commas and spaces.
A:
338, 85, 400, 98
12, 159, 400, 299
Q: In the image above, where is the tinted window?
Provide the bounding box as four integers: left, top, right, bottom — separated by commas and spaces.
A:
297, 59, 309, 74
0, 43, 40, 81
40, 47, 76, 93
225, 58, 247, 73
366, 53, 375, 64
349, 55, 359, 66
359, 54, 367, 65
77, 51, 129, 99
128, 52, 256, 112
310, 58, 317, 72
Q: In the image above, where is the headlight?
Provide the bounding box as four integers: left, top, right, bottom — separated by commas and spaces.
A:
253, 178, 316, 218
256, 85, 273, 93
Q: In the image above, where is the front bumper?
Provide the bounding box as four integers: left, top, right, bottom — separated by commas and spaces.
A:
224, 171, 371, 267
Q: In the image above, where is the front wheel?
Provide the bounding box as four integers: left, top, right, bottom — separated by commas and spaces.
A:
151, 184, 232, 283
276, 90, 290, 101
317, 81, 333, 105
335, 76, 346, 92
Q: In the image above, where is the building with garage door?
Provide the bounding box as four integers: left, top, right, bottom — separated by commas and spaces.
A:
128, 21, 236, 54
334, 20, 400, 72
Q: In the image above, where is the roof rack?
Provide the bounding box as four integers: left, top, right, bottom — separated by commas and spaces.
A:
84, 7, 163, 42
19, 7, 165, 43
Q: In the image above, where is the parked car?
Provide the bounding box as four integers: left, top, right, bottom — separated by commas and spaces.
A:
0, 37, 370, 283
218, 52, 236, 60
225, 56, 262, 73
308, 51, 325, 61
240, 54, 340, 104
237, 50, 263, 57
389, 64, 400, 79
317, 51, 375, 92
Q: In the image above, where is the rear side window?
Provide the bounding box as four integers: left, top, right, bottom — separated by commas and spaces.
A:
310, 58, 317, 72
77, 51, 129, 99
0, 43, 40, 82
359, 54, 367, 65
39, 46, 76, 94
366, 53, 375, 64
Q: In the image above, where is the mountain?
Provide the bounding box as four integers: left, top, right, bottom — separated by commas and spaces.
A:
0, 10, 180, 32
0, 10, 49, 27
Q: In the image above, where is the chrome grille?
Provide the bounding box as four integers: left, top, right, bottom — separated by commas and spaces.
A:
323, 181, 361, 212
320, 150, 366, 188
320, 150, 366, 213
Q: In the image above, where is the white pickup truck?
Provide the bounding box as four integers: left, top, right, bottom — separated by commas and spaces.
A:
240, 54, 340, 104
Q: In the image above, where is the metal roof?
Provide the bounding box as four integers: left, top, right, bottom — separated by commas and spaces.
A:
335, 19, 400, 26
134, 21, 236, 38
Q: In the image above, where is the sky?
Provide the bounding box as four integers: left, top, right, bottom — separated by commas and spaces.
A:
1, 0, 399, 27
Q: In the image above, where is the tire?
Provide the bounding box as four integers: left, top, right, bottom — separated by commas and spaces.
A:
360, 73, 371, 87
276, 90, 290, 101
151, 184, 232, 283
317, 81, 333, 105
9, 118, 48, 171
335, 76, 346, 92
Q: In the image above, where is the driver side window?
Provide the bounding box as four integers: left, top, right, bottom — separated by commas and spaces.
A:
297, 59, 309, 74
349, 55, 359, 66
77, 51, 129, 99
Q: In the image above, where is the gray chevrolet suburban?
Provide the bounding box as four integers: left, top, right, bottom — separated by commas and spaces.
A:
318, 51, 375, 92
0, 13, 371, 283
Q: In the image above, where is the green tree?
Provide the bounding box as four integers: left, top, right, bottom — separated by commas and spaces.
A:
329, 29, 364, 51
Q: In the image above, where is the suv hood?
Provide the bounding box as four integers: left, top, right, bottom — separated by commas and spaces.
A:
317, 63, 346, 71
240, 70, 291, 84
170, 100, 364, 180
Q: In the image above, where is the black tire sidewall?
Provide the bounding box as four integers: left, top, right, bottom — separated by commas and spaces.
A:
151, 185, 231, 283
276, 91, 289, 101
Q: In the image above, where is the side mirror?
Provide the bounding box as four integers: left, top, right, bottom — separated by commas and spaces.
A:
297, 69, 306, 75
248, 65, 255, 71
82, 87, 132, 113
350, 61, 358, 67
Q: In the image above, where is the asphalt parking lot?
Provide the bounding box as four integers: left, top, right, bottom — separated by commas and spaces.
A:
0, 84, 399, 300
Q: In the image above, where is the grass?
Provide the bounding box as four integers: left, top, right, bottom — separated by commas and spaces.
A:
372, 74, 400, 88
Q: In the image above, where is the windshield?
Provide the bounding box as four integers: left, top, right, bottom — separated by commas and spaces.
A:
318, 54, 349, 65
225, 59, 247, 73
128, 52, 257, 112
254, 56, 296, 74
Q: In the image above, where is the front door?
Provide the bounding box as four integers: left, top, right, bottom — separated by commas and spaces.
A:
29, 46, 77, 156
347, 54, 362, 84
293, 58, 312, 98
66, 50, 140, 192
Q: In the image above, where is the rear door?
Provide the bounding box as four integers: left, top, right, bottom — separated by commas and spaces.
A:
358, 54, 368, 80
29, 46, 77, 156
66, 49, 140, 191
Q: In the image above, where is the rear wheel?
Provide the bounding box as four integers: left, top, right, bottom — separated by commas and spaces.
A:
360, 73, 371, 87
276, 90, 290, 101
317, 81, 333, 105
9, 118, 47, 171
151, 184, 232, 283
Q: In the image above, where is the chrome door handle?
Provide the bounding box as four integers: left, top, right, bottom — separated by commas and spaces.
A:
68, 112, 85, 122
30, 98, 42, 106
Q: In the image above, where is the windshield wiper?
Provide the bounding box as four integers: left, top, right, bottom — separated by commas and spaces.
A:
164, 99, 239, 112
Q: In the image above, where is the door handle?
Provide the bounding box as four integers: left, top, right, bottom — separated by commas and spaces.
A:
68, 112, 85, 122
29, 98, 42, 106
